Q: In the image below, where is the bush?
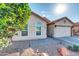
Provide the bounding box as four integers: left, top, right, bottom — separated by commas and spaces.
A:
73, 45, 79, 52
67, 45, 79, 52
0, 37, 10, 49
0, 3, 31, 49
67, 46, 72, 50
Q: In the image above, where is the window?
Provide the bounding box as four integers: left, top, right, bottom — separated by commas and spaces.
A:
21, 25, 28, 36
35, 22, 42, 35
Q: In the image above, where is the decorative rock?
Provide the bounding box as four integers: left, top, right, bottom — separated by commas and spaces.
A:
58, 47, 70, 56
7, 52, 19, 56
20, 48, 35, 56
41, 53, 48, 56
7, 48, 49, 56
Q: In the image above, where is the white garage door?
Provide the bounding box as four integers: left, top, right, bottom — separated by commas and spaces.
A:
54, 27, 71, 37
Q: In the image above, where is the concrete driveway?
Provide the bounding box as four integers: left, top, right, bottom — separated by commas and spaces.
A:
57, 36, 79, 46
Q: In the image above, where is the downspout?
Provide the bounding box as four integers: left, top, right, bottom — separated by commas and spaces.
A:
71, 26, 74, 36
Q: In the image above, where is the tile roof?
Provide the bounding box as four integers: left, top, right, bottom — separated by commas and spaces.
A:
74, 22, 79, 26
31, 11, 50, 23
48, 17, 74, 25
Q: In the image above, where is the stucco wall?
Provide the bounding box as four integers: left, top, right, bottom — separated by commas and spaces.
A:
55, 19, 73, 26
12, 14, 47, 41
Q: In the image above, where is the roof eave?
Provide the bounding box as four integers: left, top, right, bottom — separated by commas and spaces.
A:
31, 11, 50, 23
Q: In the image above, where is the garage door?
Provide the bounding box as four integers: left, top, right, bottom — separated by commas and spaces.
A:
54, 27, 71, 37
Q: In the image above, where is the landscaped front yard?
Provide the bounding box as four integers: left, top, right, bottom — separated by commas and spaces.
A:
0, 37, 79, 56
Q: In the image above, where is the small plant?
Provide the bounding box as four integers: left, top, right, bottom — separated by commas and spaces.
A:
67, 45, 79, 52
0, 37, 10, 49
73, 45, 79, 52
67, 46, 72, 50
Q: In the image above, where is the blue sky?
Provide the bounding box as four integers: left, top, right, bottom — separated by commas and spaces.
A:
29, 3, 79, 22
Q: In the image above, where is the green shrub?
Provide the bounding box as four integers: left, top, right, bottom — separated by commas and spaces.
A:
0, 37, 10, 49
0, 3, 31, 49
67, 46, 72, 50
72, 45, 79, 52
67, 45, 79, 52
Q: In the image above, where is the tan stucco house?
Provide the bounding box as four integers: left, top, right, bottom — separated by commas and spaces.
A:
12, 12, 74, 41
12, 12, 50, 41
47, 17, 74, 37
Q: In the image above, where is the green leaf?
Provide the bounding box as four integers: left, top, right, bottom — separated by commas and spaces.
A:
0, 3, 31, 49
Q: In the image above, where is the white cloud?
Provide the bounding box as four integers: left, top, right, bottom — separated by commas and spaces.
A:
41, 11, 47, 17
42, 14, 46, 17
41, 11, 46, 14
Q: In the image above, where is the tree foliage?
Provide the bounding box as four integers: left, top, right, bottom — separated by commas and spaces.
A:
0, 3, 31, 49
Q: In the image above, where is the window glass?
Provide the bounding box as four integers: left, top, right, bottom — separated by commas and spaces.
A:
36, 22, 42, 35
21, 25, 28, 36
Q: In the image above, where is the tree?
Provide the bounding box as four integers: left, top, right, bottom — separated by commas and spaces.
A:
0, 3, 31, 49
